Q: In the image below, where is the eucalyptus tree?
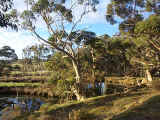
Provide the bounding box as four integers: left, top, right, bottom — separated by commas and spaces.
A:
106, 0, 160, 83
0, 46, 18, 61
0, 0, 18, 29
29, 44, 53, 62
135, 15, 160, 52
20, 0, 99, 101
22, 44, 53, 72
132, 15, 160, 82
125, 15, 160, 82
106, 0, 160, 33
105, 36, 134, 76
82, 33, 109, 85
0, 46, 18, 75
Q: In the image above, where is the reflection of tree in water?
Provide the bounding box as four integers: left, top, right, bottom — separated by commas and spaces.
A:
0, 96, 44, 119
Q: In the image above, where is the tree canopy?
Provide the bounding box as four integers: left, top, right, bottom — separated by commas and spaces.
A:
0, 46, 18, 61
106, 0, 160, 33
134, 14, 160, 52
0, 46, 18, 75
0, 0, 18, 30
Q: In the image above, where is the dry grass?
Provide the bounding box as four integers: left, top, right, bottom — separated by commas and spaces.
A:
12, 89, 159, 120
112, 94, 160, 120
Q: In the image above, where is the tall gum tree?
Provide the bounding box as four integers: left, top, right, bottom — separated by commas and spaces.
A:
20, 0, 99, 101
133, 15, 160, 82
106, 0, 160, 33
106, 0, 160, 83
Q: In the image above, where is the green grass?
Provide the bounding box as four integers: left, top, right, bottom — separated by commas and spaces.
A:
0, 82, 41, 87
10, 71, 51, 76
112, 95, 160, 120
12, 90, 157, 120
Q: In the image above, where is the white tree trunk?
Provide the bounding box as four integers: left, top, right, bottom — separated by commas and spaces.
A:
146, 69, 152, 82
71, 86, 85, 101
72, 60, 80, 83
91, 48, 96, 88
71, 60, 85, 101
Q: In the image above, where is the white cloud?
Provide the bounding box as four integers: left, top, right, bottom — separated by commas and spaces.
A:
13, 0, 26, 12
85, 0, 110, 24
72, 0, 110, 24
0, 29, 39, 58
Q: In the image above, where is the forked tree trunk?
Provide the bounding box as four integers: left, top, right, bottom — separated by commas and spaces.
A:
71, 60, 85, 101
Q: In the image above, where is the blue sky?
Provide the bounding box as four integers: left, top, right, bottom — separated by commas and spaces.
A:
0, 0, 119, 58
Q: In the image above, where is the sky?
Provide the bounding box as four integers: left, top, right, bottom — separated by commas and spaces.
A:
0, 0, 119, 58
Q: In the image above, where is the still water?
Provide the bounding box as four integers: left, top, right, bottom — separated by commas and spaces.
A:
0, 96, 44, 120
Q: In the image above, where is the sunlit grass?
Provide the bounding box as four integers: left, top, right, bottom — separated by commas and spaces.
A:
0, 82, 41, 87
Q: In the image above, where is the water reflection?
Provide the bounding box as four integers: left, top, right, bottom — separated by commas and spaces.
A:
88, 82, 106, 95
0, 96, 44, 119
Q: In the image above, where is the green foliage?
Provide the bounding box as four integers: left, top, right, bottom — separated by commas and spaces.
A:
45, 52, 76, 98
0, 46, 18, 60
0, 46, 18, 76
133, 15, 160, 66
57, 80, 71, 92
106, 0, 160, 78
47, 72, 61, 84
45, 52, 71, 71
106, 0, 160, 33
135, 15, 160, 37
0, 0, 18, 30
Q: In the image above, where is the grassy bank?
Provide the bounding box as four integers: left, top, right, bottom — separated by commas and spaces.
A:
11, 89, 160, 120
112, 92, 160, 120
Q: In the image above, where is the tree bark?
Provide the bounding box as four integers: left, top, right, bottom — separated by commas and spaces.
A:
71, 60, 85, 101
71, 85, 85, 101
72, 60, 80, 83
91, 48, 96, 88
146, 69, 152, 82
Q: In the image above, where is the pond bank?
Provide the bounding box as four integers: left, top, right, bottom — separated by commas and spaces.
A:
13, 90, 158, 120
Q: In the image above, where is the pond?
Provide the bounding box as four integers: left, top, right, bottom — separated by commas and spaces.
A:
0, 96, 44, 120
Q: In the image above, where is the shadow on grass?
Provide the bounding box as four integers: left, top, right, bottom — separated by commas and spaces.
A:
11, 90, 150, 120
111, 95, 160, 120
45, 91, 149, 114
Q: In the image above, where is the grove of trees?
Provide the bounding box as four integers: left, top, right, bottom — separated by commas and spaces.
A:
0, 0, 160, 101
